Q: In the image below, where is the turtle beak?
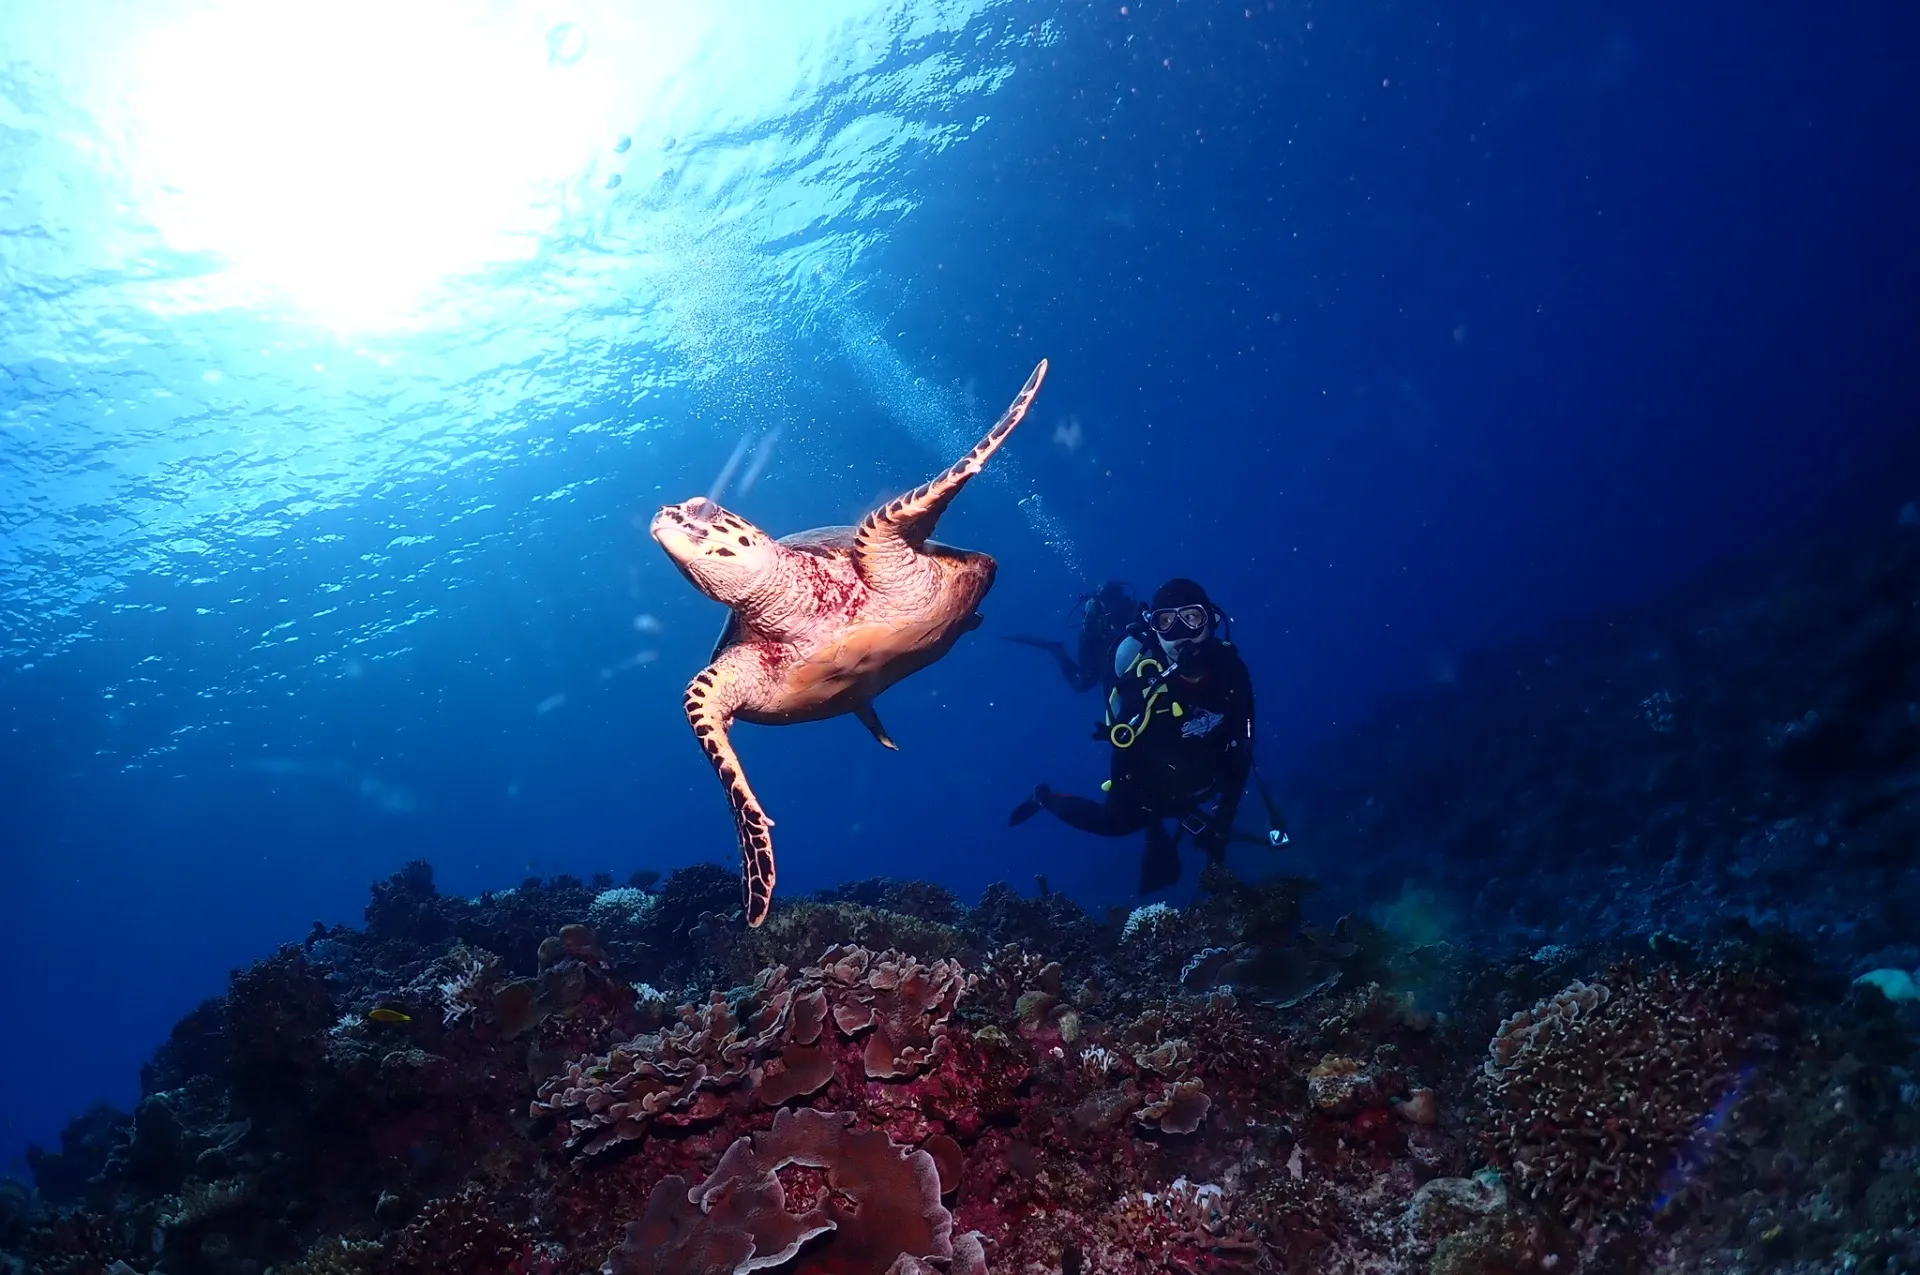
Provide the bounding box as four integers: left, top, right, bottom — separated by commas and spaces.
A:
650, 501, 698, 557
650, 497, 723, 543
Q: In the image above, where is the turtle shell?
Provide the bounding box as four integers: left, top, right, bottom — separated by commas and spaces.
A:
715, 526, 992, 727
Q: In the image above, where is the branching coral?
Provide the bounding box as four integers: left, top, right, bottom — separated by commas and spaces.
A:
1117, 995, 1268, 1087
969, 944, 1052, 1020
157, 1175, 254, 1232
380, 1184, 529, 1275
1477, 964, 1780, 1230
273, 1235, 383, 1275
531, 946, 972, 1154
1092, 1178, 1264, 1272
605, 1107, 972, 1275
428, 946, 497, 1027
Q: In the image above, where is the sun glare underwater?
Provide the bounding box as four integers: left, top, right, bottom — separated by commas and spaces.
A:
5, 0, 1920, 1271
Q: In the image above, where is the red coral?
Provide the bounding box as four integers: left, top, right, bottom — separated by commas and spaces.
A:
607, 1169, 828, 1275
1135, 1079, 1212, 1135
605, 1108, 968, 1275
1027, 1178, 1265, 1274
533, 947, 972, 1155
818, 944, 970, 1078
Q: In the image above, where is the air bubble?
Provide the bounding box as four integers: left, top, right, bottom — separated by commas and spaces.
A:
546, 23, 587, 66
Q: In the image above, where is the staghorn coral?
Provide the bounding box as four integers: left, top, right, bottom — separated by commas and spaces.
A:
270, 1235, 384, 1275
588, 886, 659, 931
378, 1185, 529, 1275
425, 946, 497, 1027
979, 1163, 1272, 1275
1117, 994, 1269, 1087
1121, 902, 1181, 943
531, 945, 972, 1154
1478, 963, 1780, 1231
605, 1107, 970, 1275
9, 1208, 140, 1275
986, 950, 1089, 1048
1093, 1178, 1265, 1272
157, 1175, 254, 1232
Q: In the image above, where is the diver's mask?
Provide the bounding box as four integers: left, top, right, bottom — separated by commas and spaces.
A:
1148, 605, 1209, 637
1148, 604, 1211, 660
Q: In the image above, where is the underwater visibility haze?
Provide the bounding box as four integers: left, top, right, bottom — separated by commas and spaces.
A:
4, 0, 1920, 1270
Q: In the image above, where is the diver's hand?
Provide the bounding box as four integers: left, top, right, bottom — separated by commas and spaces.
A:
1189, 819, 1231, 861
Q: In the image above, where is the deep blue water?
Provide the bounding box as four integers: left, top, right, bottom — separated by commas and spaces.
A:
3, 0, 1917, 1176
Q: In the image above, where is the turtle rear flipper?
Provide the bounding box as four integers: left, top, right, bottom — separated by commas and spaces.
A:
850, 359, 1048, 589
683, 651, 778, 926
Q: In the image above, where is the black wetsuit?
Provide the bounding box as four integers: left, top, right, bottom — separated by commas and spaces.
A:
1033, 630, 1256, 894
1005, 586, 1138, 694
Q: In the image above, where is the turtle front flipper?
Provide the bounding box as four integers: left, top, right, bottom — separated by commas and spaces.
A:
851, 359, 1048, 587
853, 701, 898, 750
682, 651, 778, 926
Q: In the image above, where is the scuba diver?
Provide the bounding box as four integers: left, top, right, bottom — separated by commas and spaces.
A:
1003, 579, 1140, 694
1009, 578, 1283, 895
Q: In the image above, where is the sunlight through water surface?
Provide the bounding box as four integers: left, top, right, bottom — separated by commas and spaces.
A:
0, 0, 1046, 684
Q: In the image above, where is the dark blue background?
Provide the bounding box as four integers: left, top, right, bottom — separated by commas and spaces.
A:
5, 0, 1918, 1176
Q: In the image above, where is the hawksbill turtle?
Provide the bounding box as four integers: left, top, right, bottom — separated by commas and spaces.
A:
650, 359, 1049, 926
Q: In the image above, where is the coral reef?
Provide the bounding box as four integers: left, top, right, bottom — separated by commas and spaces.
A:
1286, 520, 1920, 977
12, 855, 1480, 1275
528, 944, 970, 1154
0, 853, 1907, 1275
606, 1108, 963, 1275
17, 512, 1920, 1273
1478, 964, 1785, 1230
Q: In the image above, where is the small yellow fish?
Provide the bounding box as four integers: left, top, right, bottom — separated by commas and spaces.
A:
368, 1007, 412, 1024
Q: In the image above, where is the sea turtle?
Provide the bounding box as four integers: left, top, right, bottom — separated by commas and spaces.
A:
651, 359, 1049, 926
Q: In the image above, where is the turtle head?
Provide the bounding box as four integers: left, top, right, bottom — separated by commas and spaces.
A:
650, 496, 778, 605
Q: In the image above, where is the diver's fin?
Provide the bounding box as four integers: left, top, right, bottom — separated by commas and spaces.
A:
855, 702, 899, 750
1138, 822, 1183, 895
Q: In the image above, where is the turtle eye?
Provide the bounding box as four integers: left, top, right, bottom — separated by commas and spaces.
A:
685, 497, 721, 521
